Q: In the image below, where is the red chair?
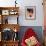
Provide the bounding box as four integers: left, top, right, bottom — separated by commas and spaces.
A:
21, 28, 41, 46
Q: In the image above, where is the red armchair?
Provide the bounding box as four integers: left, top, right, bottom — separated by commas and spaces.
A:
21, 28, 41, 46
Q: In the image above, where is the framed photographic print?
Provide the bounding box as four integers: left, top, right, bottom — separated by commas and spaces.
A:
2, 10, 9, 15
25, 6, 36, 20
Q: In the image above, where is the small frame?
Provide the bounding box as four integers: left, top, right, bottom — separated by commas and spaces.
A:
2, 10, 9, 15
25, 6, 36, 20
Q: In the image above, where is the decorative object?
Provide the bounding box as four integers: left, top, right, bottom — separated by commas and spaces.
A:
13, 28, 18, 41
25, 6, 36, 20
14, 28, 17, 32
13, 32, 18, 41
15, 0, 17, 7
2, 10, 9, 15
21, 28, 41, 46
9, 10, 15, 15
9, 10, 18, 15
2, 28, 13, 41
25, 36, 38, 46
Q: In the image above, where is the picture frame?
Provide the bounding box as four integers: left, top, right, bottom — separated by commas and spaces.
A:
9, 10, 15, 15
2, 10, 9, 15
9, 10, 18, 15
25, 6, 36, 20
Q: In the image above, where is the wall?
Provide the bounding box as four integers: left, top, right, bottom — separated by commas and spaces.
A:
0, 0, 44, 26
18, 0, 43, 26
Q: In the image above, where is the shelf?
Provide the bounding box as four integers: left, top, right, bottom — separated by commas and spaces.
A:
0, 7, 19, 24
0, 7, 20, 46
2, 40, 19, 43
0, 7, 19, 15
0, 24, 20, 32
0, 7, 19, 10
2, 40, 19, 46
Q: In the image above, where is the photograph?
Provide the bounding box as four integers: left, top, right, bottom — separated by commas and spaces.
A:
25, 6, 36, 20
2, 10, 9, 15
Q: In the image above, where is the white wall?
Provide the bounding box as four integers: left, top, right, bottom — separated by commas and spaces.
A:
0, 0, 15, 7
0, 0, 44, 26
18, 0, 44, 26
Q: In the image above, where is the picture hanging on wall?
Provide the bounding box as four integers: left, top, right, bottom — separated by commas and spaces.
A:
25, 6, 36, 20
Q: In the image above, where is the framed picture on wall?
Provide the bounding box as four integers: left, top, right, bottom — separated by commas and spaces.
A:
25, 6, 36, 20
2, 10, 9, 15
